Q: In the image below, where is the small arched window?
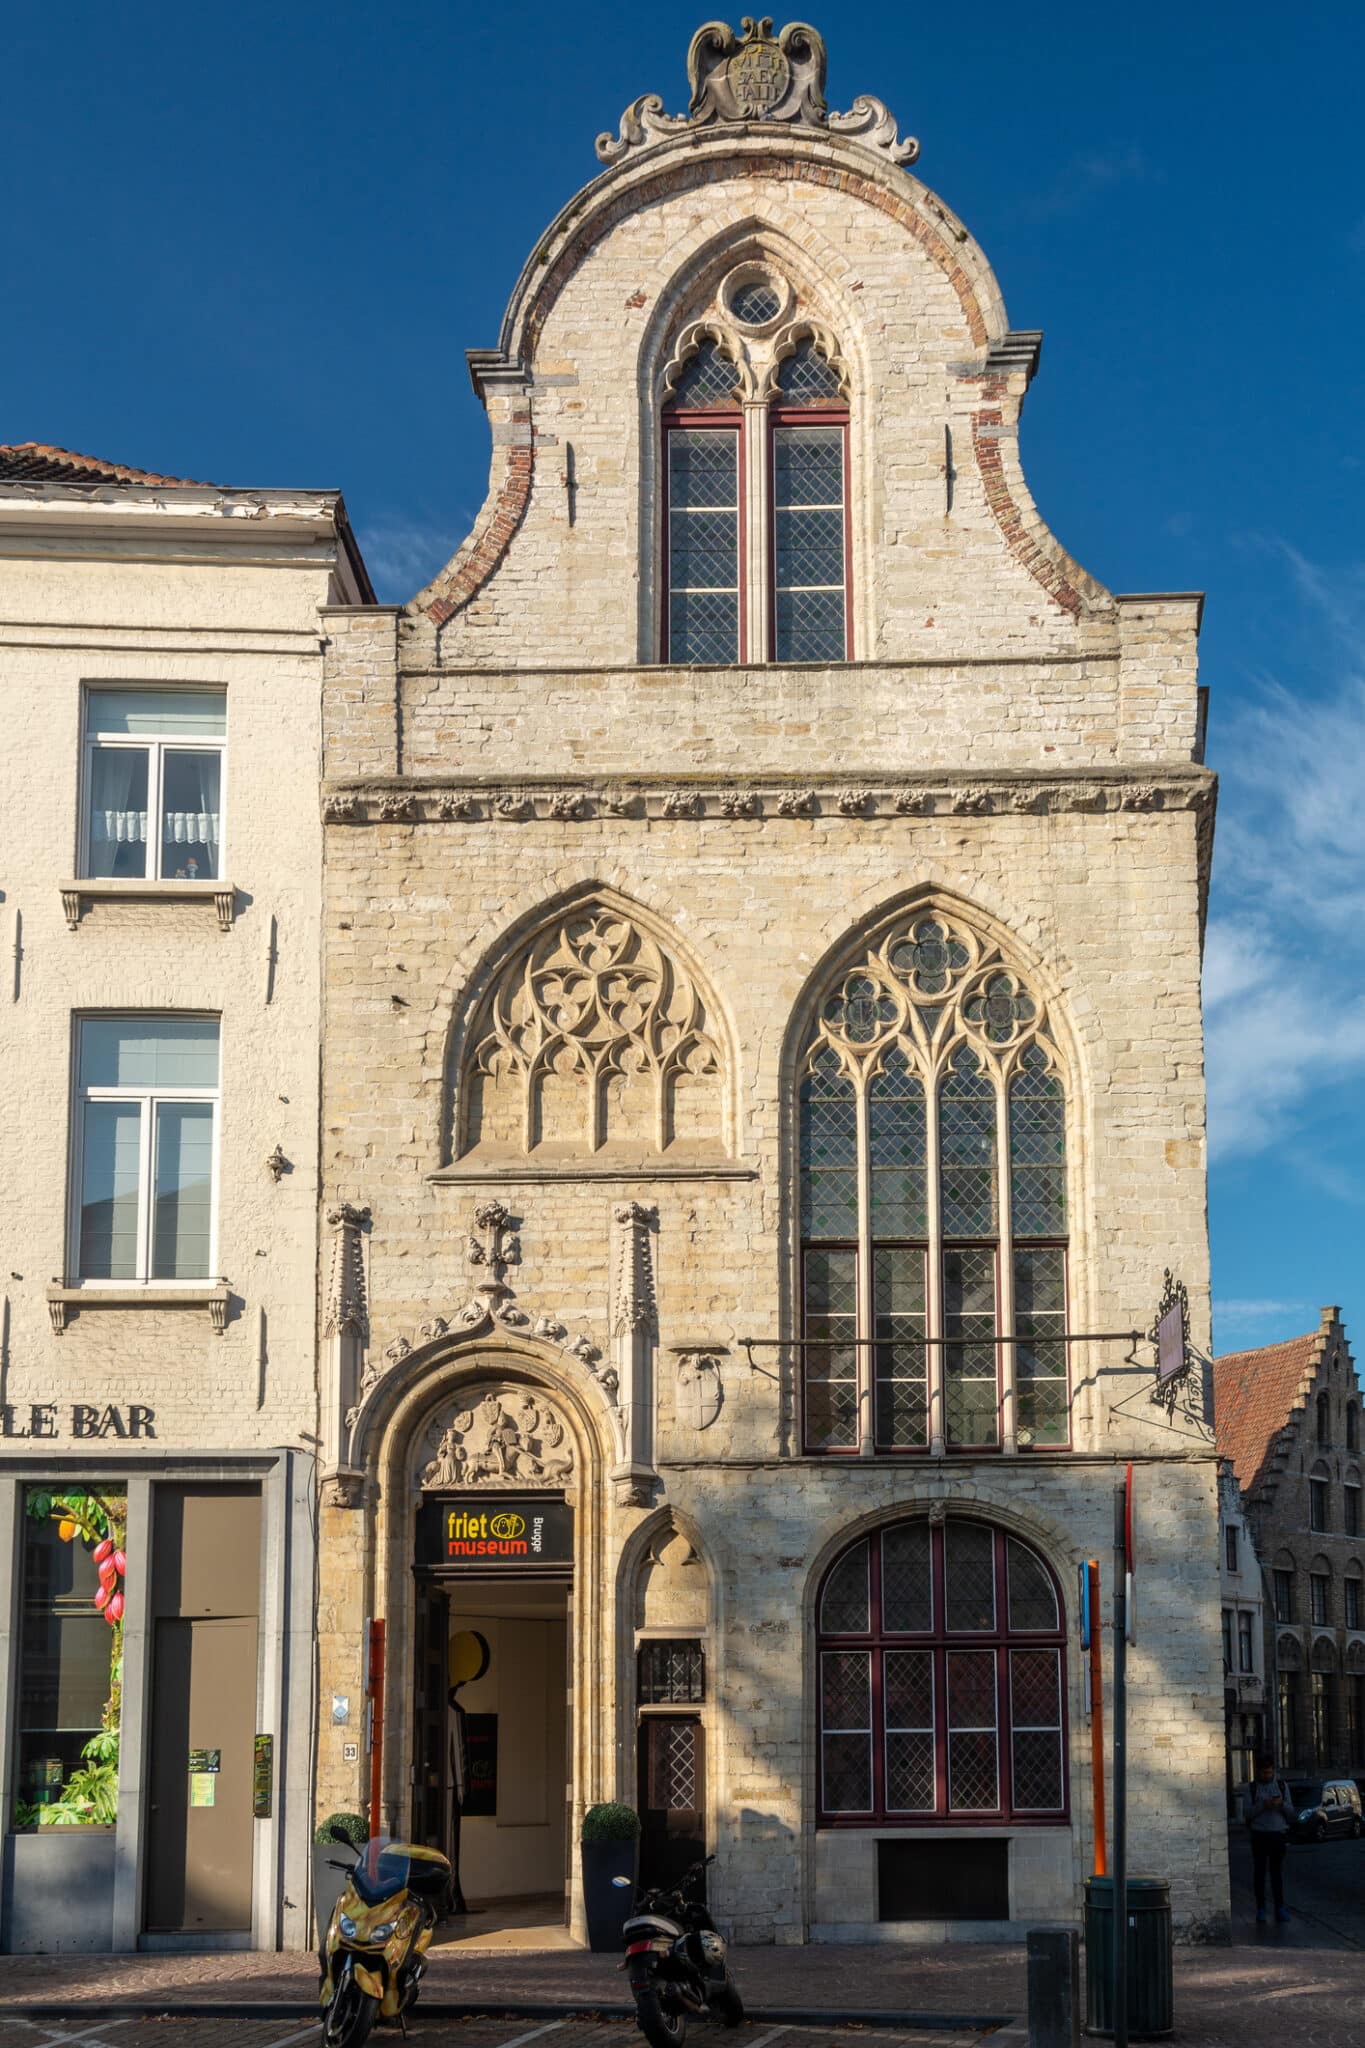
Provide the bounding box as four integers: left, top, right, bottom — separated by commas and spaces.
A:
816, 1516, 1068, 1824
798, 908, 1068, 1455
660, 313, 850, 666
1310, 1462, 1331, 1535
1345, 1560, 1362, 1632
1310, 1558, 1332, 1627
1347, 1404, 1359, 1453
1317, 1392, 1331, 1446
1346, 1469, 1362, 1539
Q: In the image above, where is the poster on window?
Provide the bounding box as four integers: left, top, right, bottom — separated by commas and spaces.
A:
463, 1713, 498, 1816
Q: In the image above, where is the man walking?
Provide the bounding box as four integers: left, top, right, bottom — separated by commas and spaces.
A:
1245, 1755, 1292, 1925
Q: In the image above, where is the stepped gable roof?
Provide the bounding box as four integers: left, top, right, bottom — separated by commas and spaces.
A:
0, 442, 216, 487
1214, 1310, 1338, 1498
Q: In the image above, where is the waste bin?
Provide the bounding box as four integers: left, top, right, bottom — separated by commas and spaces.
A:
1083, 1876, 1173, 2038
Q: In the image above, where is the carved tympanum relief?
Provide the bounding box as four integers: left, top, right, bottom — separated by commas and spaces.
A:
419, 1385, 575, 1490
460, 907, 724, 1158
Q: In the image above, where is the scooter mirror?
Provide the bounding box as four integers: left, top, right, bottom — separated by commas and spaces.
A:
611, 1876, 632, 1888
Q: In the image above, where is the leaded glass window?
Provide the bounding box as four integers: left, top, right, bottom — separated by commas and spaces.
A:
797, 905, 1070, 1454
773, 424, 847, 662
666, 426, 740, 665
817, 1517, 1067, 1824
777, 337, 845, 404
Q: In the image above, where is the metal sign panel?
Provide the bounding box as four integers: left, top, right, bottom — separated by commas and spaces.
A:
1156, 1300, 1185, 1384
415, 1492, 573, 1570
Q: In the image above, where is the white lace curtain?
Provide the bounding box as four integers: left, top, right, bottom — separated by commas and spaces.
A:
89, 750, 220, 847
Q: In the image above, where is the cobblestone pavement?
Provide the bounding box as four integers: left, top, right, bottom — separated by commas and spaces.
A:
0, 2017, 992, 2048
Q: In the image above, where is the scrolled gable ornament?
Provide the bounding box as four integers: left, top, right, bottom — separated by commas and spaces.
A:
597, 20, 918, 169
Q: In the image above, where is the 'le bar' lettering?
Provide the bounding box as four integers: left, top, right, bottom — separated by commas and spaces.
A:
0, 1403, 156, 1440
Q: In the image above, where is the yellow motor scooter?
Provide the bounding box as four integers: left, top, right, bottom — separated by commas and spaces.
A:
319, 1829, 451, 2044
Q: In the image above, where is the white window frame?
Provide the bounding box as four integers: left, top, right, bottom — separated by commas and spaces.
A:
69, 1014, 222, 1288
79, 687, 228, 883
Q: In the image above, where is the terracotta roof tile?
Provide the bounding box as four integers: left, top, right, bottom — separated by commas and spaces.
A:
0, 442, 216, 487
1214, 1328, 1323, 1500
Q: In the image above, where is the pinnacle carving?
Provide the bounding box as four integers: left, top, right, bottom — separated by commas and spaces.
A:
596, 20, 918, 169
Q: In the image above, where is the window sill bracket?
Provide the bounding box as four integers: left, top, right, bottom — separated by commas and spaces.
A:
60, 879, 237, 932
47, 1283, 231, 1335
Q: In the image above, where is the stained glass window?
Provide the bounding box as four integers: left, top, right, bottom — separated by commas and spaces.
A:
666, 427, 740, 665
818, 1517, 1067, 1823
774, 424, 847, 662
798, 914, 1069, 1455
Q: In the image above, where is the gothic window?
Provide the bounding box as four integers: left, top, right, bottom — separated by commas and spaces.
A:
1317, 1393, 1331, 1447
458, 903, 725, 1160
1347, 1404, 1359, 1453
1346, 1471, 1361, 1538
797, 907, 1069, 1454
1311, 1464, 1330, 1534
817, 1516, 1067, 1825
1310, 1561, 1331, 1628
661, 320, 850, 665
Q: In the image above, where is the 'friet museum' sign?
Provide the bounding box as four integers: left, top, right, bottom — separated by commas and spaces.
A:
415, 1493, 573, 1571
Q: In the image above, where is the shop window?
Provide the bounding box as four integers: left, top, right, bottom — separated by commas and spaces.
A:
798, 908, 1068, 1454
1274, 1568, 1295, 1623
13, 1487, 127, 1827
82, 687, 225, 881
73, 1015, 220, 1282
1311, 1671, 1333, 1766
817, 1516, 1066, 1825
1278, 1674, 1300, 1767
638, 1639, 705, 1705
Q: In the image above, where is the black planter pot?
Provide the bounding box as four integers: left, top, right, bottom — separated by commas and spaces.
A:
313, 1842, 357, 1951
581, 1836, 639, 1953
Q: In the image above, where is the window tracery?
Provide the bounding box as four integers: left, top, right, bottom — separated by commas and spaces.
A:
798, 907, 1069, 1455
460, 906, 725, 1159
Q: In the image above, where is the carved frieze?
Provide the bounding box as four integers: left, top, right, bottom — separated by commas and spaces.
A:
419, 1385, 575, 1490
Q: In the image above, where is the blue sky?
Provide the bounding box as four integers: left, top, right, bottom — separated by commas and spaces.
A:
5, 3, 1362, 1352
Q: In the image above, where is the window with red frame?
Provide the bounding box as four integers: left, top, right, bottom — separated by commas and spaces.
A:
771, 340, 849, 662
663, 342, 743, 665
817, 1517, 1068, 1824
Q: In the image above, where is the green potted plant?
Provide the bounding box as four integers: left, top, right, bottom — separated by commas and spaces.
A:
580, 1801, 640, 1952
313, 1809, 368, 1948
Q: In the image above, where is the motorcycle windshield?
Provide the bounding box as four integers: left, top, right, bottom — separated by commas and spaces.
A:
349, 1836, 410, 1906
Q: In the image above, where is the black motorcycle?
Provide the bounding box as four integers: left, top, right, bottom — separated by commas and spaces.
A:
614, 1857, 744, 2048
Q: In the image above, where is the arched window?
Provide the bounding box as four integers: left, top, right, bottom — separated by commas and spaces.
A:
798, 908, 1068, 1454
1347, 1404, 1359, 1453
771, 338, 849, 663
1310, 1462, 1331, 1534
660, 308, 851, 666
1346, 1470, 1362, 1539
1317, 1392, 1331, 1447
816, 1516, 1068, 1824
1310, 1558, 1332, 1628
1345, 1560, 1362, 1632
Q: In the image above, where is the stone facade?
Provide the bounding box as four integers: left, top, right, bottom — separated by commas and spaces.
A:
314, 23, 1227, 1943
0, 454, 370, 1949
1215, 1310, 1365, 1780
1218, 1465, 1267, 1805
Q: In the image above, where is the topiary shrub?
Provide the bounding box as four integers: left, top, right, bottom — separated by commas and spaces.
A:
315, 1809, 368, 1847
581, 1800, 640, 1844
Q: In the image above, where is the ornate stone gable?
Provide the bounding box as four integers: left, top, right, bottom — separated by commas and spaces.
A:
597, 17, 918, 167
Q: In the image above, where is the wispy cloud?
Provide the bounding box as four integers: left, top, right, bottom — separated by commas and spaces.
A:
1015, 146, 1154, 223
1204, 546, 1365, 1161
354, 508, 473, 604
1212, 1297, 1318, 1350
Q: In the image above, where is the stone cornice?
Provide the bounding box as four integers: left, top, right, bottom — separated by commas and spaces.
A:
322, 768, 1215, 828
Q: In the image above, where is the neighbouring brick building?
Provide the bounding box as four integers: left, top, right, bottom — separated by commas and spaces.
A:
313, 21, 1228, 1942
0, 443, 373, 1950
1215, 1309, 1365, 1782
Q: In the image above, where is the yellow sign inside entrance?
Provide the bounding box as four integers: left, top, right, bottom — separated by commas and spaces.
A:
449, 1628, 491, 1688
